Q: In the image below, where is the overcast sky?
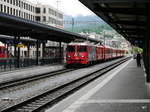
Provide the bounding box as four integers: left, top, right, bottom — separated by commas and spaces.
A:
29, 0, 95, 16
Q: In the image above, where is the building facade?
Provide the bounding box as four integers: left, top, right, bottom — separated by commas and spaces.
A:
35, 3, 63, 29
0, 0, 35, 21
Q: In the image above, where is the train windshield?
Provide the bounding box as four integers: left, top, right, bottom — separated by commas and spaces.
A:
67, 46, 75, 52
78, 46, 87, 52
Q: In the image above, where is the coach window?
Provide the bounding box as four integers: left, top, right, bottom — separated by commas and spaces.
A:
78, 46, 87, 52
67, 46, 75, 52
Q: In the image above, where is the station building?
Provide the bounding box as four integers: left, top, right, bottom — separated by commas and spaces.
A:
0, 0, 64, 58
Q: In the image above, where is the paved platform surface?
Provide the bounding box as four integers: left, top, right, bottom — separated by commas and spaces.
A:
0, 64, 64, 84
47, 59, 150, 112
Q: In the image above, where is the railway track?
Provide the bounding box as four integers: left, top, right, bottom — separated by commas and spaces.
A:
0, 68, 75, 90
1, 57, 130, 112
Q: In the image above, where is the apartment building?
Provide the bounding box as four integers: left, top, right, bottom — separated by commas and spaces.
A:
0, 0, 35, 21
35, 3, 63, 29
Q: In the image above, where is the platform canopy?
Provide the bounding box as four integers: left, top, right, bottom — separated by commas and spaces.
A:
79, 0, 150, 47
0, 13, 100, 43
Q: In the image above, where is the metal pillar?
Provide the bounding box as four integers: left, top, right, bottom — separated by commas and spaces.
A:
59, 42, 62, 63
36, 40, 39, 65
17, 37, 20, 68
14, 36, 17, 57
27, 44, 30, 58
42, 41, 46, 58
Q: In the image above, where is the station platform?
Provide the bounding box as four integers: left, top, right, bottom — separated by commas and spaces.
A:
0, 64, 64, 84
46, 59, 150, 112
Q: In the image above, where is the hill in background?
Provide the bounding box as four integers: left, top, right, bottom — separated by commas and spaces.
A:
64, 14, 113, 34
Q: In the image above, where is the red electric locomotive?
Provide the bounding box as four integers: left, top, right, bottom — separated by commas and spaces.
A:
66, 41, 95, 65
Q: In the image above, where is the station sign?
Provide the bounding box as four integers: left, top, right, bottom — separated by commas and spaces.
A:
17, 43, 24, 48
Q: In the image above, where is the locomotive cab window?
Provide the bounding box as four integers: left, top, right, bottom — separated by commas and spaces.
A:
67, 46, 75, 52
78, 46, 87, 52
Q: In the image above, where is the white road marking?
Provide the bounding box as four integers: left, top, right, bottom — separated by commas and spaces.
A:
63, 59, 132, 112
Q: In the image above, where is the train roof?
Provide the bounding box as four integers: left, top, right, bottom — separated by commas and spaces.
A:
68, 41, 95, 46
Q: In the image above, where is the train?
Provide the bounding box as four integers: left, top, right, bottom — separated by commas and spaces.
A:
66, 41, 125, 66
0, 42, 7, 58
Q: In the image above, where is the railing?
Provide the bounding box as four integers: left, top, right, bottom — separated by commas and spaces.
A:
0, 57, 64, 72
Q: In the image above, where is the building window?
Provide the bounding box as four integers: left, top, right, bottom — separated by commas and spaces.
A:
29, 14, 30, 19
10, 8, 12, 14
7, 0, 9, 3
16, 0, 18, 6
21, 1, 23, 8
35, 7, 40, 13
35, 16, 41, 21
24, 3, 25, 9
43, 16, 46, 22
16, 9, 18, 16
4, 5, 6, 13
0, 4, 3, 12
19, 0, 20, 7
43, 8, 46, 13
13, 9, 15, 15
10, 0, 12, 4
7, 6, 9, 14
33, 7, 35, 12
26, 3, 28, 10
31, 6, 32, 12
19, 10, 21, 16
13, 0, 15, 5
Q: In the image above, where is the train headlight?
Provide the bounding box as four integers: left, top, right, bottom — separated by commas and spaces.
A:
67, 55, 71, 58
81, 56, 85, 58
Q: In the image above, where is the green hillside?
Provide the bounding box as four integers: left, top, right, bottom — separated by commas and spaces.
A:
65, 24, 113, 34
64, 15, 113, 34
